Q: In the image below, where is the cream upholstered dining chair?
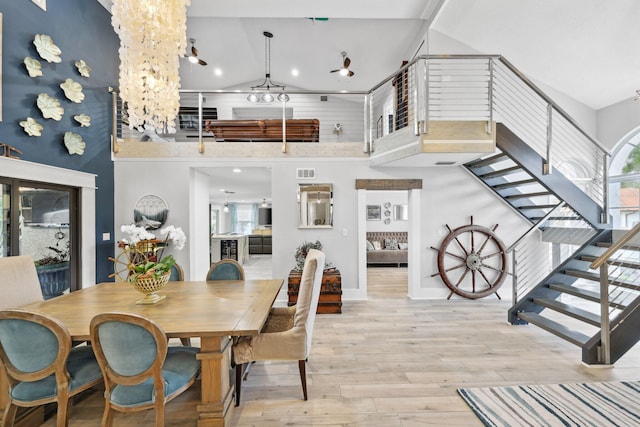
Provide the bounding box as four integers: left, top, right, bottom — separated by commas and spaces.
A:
90, 312, 201, 427
0, 255, 44, 308
0, 309, 103, 427
205, 259, 245, 281
232, 248, 325, 406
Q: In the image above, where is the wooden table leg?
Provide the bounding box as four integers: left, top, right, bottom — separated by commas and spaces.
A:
196, 336, 234, 427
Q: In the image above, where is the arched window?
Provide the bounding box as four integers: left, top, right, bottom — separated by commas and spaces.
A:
609, 127, 640, 228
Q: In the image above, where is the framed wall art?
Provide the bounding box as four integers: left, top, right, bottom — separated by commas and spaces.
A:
366, 205, 381, 221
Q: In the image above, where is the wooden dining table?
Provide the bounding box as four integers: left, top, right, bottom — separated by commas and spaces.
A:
18, 279, 284, 427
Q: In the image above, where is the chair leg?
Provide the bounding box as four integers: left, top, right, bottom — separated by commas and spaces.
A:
2, 402, 18, 427
56, 392, 70, 427
235, 363, 243, 406
180, 337, 192, 346
298, 359, 308, 400
102, 404, 114, 427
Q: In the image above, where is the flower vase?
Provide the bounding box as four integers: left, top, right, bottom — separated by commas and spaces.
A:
130, 272, 170, 304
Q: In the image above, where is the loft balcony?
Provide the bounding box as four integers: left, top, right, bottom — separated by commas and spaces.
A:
112, 55, 604, 177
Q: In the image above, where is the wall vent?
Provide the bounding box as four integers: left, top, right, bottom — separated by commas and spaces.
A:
320, 95, 328, 102
435, 161, 456, 166
296, 168, 316, 179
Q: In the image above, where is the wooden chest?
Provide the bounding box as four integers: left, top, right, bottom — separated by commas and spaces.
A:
288, 268, 342, 314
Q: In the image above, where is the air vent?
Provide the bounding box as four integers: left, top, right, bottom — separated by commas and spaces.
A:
435, 161, 456, 166
296, 168, 316, 179
320, 96, 328, 102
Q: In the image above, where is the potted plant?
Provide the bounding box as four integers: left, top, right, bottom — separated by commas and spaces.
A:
35, 237, 70, 300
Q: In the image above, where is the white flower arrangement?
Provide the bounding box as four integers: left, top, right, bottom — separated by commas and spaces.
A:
119, 224, 186, 281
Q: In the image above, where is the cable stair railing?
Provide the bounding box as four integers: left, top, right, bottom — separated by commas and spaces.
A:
367, 55, 635, 364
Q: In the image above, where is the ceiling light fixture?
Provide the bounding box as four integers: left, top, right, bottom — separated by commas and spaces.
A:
247, 31, 288, 103
223, 190, 234, 213
186, 38, 208, 66
111, 0, 189, 133
261, 198, 268, 207
330, 51, 355, 77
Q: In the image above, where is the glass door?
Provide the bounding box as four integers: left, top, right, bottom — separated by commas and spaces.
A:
20, 185, 77, 299
0, 177, 79, 299
0, 181, 12, 257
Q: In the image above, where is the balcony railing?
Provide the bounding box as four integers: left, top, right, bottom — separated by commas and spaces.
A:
112, 55, 609, 214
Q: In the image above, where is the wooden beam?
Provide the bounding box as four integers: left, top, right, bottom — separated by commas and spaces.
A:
355, 179, 422, 191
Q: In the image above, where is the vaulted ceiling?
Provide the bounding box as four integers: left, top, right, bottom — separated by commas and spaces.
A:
98, 0, 640, 110
96, 0, 640, 202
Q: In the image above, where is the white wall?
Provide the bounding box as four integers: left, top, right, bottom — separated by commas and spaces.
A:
365, 190, 409, 232
176, 92, 365, 143
597, 97, 640, 151
114, 158, 529, 300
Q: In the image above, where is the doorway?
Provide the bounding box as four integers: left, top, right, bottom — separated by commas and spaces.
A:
356, 179, 422, 299
364, 190, 409, 298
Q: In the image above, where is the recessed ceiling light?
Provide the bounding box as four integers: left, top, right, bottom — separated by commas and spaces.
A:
219, 188, 226, 192
214, 67, 223, 77
233, 168, 242, 173
291, 68, 299, 77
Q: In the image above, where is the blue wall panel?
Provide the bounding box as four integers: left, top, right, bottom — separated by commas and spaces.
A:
0, 0, 118, 283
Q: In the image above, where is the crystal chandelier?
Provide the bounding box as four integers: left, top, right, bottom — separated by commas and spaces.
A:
111, 0, 190, 133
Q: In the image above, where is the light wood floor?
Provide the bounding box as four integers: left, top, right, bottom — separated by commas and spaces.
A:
44, 267, 640, 426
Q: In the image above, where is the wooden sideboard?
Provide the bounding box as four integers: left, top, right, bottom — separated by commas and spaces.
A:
287, 268, 342, 314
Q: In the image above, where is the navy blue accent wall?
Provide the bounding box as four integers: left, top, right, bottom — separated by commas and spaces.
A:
0, 0, 118, 283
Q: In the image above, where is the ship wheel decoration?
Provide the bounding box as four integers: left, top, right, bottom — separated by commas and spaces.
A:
431, 216, 508, 300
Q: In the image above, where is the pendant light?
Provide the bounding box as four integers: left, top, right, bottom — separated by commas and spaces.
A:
247, 31, 288, 103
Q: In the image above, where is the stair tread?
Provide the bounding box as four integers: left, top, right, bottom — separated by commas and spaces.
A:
517, 312, 589, 346
466, 153, 509, 168
564, 269, 639, 290
532, 298, 601, 326
580, 255, 640, 270
518, 204, 559, 210
492, 178, 538, 189
478, 166, 523, 179
505, 191, 555, 200
597, 242, 640, 251
548, 283, 628, 310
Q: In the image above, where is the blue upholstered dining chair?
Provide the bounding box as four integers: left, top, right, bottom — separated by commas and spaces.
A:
0, 309, 103, 427
205, 259, 245, 281
89, 312, 200, 427
168, 262, 184, 282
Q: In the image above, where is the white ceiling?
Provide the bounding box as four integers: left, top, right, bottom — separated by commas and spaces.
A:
197, 166, 272, 205
97, 0, 640, 199
432, 0, 640, 110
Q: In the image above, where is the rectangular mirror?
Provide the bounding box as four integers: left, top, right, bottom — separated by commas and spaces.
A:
298, 183, 333, 228
393, 204, 408, 220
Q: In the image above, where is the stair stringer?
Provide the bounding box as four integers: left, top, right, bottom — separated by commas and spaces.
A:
582, 298, 640, 365
494, 123, 605, 228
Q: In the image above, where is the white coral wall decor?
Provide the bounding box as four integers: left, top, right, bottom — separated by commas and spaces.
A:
75, 60, 92, 78
23, 57, 43, 77
33, 34, 62, 63
63, 132, 86, 155
19, 117, 44, 136
60, 79, 85, 103
36, 93, 64, 121
74, 114, 91, 127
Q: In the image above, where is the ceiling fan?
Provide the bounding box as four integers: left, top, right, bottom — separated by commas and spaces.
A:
186, 38, 207, 66
330, 51, 354, 77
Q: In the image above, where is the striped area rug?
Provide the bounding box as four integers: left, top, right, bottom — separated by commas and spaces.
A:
458, 381, 640, 427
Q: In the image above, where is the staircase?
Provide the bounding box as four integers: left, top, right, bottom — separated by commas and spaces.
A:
465, 123, 640, 365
